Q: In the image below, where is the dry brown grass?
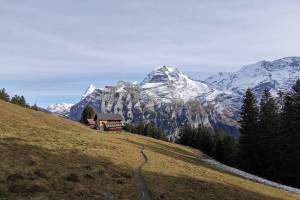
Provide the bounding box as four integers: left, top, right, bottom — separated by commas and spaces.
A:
0, 100, 299, 200
129, 136, 299, 200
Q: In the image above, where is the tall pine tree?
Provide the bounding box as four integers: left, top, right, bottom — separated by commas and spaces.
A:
10, 95, 27, 107
80, 106, 96, 124
214, 129, 238, 166
279, 80, 300, 187
258, 89, 280, 177
0, 88, 10, 102
239, 88, 259, 172
31, 103, 39, 111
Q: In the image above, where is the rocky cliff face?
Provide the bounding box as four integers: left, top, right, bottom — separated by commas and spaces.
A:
59, 57, 300, 138
69, 66, 238, 138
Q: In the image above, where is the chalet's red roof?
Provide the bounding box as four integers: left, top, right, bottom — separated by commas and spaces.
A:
87, 119, 96, 125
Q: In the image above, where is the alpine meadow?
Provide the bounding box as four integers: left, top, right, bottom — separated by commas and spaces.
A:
1, 1, 300, 199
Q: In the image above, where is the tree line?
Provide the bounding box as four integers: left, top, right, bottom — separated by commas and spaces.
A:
79, 80, 300, 188
124, 122, 168, 141
176, 124, 239, 166
239, 80, 300, 187
177, 80, 300, 188
80, 105, 96, 124
81, 105, 168, 140
0, 88, 39, 111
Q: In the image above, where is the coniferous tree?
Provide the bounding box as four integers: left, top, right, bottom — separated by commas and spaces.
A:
20, 96, 27, 107
214, 129, 238, 166
94, 114, 98, 121
145, 123, 153, 137
277, 90, 285, 111
146, 123, 166, 140
197, 127, 213, 156
124, 122, 167, 141
258, 89, 280, 177
279, 80, 300, 187
31, 103, 39, 111
239, 88, 259, 172
214, 129, 225, 161
220, 135, 239, 166
80, 106, 96, 124
10, 95, 27, 107
177, 124, 213, 156
177, 123, 194, 145
0, 88, 10, 102
236, 81, 300, 187
136, 122, 147, 136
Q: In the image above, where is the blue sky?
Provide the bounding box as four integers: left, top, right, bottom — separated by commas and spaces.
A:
1, 0, 300, 108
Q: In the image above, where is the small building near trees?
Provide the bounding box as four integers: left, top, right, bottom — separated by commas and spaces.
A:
97, 113, 123, 132
86, 119, 97, 129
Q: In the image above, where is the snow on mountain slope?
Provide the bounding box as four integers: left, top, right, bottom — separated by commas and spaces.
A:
82, 84, 96, 100
203, 57, 300, 122
206, 57, 300, 96
141, 66, 214, 103
47, 103, 74, 117
52, 57, 300, 137
69, 66, 238, 137
47, 85, 97, 117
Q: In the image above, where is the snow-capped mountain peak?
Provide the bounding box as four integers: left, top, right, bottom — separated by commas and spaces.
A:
142, 66, 189, 84
69, 65, 237, 136
140, 66, 213, 102
82, 84, 96, 99
206, 56, 300, 96
47, 103, 73, 117
64, 56, 300, 137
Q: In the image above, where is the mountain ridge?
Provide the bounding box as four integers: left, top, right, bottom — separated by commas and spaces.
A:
49, 57, 300, 137
47, 103, 73, 117
68, 66, 238, 138
206, 57, 300, 93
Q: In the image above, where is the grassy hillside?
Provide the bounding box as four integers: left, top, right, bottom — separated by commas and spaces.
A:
0, 100, 298, 200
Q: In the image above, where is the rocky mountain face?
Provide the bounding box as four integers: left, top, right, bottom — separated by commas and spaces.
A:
81, 84, 96, 100
50, 57, 300, 138
69, 66, 238, 138
205, 57, 300, 109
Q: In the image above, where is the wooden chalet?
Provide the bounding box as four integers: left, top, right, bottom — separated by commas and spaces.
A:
97, 113, 123, 132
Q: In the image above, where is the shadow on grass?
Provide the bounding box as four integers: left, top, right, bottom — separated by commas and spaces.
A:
0, 137, 136, 200
124, 136, 296, 200
125, 136, 250, 180
143, 170, 287, 200
0, 137, 292, 200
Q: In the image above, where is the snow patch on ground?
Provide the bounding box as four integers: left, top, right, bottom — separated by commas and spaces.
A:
201, 157, 300, 195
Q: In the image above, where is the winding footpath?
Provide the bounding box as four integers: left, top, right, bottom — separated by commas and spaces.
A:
132, 146, 152, 200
